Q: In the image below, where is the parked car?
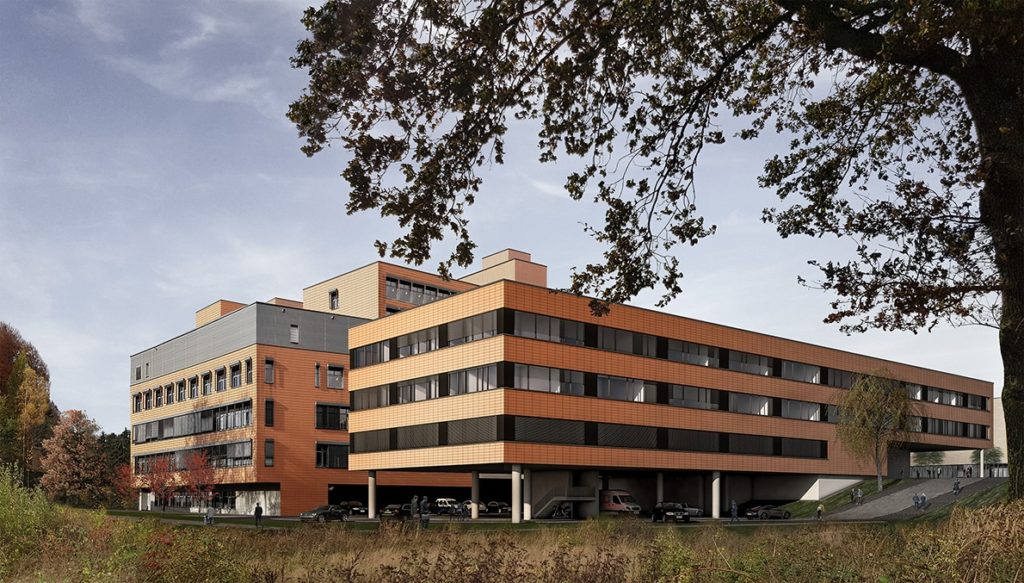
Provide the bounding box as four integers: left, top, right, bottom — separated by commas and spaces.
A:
486, 501, 511, 514
462, 500, 485, 514
346, 501, 368, 516
650, 502, 690, 523
432, 498, 459, 514
380, 503, 412, 521
744, 505, 791, 520
600, 489, 642, 515
299, 505, 348, 523
679, 502, 703, 517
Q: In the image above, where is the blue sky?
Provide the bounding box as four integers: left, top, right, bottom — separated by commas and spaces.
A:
0, 0, 1002, 432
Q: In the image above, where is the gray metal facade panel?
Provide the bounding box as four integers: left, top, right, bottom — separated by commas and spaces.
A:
130, 305, 369, 383
130, 306, 258, 383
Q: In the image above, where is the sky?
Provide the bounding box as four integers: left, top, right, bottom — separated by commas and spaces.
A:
0, 0, 1003, 433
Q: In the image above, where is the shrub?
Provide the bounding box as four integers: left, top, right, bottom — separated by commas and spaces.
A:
0, 464, 57, 578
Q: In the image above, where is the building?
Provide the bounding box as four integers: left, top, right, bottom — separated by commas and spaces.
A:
346, 251, 994, 522
130, 248, 994, 519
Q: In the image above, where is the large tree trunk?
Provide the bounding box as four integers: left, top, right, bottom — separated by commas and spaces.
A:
960, 59, 1024, 499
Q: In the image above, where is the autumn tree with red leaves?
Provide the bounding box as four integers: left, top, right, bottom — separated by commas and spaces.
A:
182, 449, 219, 508
140, 455, 178, 512
39, 410, 106, 507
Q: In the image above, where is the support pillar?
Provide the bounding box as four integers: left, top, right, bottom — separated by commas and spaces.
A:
512, 465, 523, 524
980, 448, 985, 478
523, 468, 533, 521
656, 472, 665, 503
367, 471, 377, 520
471, 471, 480, 519
711, 471, 721, 519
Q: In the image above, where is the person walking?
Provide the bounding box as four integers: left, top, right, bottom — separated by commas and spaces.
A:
912, 493, 920, 510
419, 496, 430, 529
254, 502, 263, 528
816, 503, 825, 521
953, 480, 962, 496
411, 495, 419, 522
730, 500, 738, 522
205, 504, 215, 526
855, 487, 863, 505
850, 488, 856, 504
920, 492, 928, 510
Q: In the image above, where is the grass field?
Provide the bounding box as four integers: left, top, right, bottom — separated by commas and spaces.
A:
4, 467, 1023, 582
780, 478, 901, 517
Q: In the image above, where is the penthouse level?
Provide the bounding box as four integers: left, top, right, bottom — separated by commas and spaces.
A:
347, 279, 993, 523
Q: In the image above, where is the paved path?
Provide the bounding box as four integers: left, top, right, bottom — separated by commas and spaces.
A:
830, 479, 981, 520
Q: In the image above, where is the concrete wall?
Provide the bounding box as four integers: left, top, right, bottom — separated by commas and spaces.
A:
236, 490, 281, 517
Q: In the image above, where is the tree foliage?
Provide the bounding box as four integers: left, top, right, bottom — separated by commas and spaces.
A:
182, 450, 218, 507
290, 0, 1024, 497
39, 410, 107, 507
971, 447, 1004, 466
139, 456, 178, 511
912, 451, 945, 467
837, 371, 912, 492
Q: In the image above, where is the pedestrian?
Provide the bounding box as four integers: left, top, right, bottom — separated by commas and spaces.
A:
912, 493, 920, 510
205, 504, 215, 526
967, 465, 972, 478
411, 495, 419, 521
856, 487, 863, 505
254, 501, 263, 528
730, 500, 738, 522
850, 488, 856, 504
920, 493, 927, 510
953, 480, 961, 496
419, 496, 430, 529
816, 503, 825, 521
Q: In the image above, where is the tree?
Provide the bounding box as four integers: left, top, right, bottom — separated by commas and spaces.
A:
16, 366, 51, 485
137, 455, 179, 511
836, 372, 912, 492
39, 410, 107, 507
289, 1, 1024, 497
912, 451, 945, 468
971, 447, 1004, 465
111, 463, 137, 509
181, 450, 218, 509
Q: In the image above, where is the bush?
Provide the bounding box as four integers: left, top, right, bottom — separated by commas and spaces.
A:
0, 464, 57, 578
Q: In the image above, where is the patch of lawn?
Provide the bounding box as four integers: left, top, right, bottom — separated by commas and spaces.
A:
910, 481, 1009, 524
780, 478, 901, 518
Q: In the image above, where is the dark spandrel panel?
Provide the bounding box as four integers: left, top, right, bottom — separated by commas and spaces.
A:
667, 428, 719, 452
780, 437, 826, 459
396, 423, 439, 449
515, 417, 585, 445
597, 423, 657, 449
729, 434, 774, 456
447, 416, 499, 445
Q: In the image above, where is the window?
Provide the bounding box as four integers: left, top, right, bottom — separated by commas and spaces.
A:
729, 434, 774, 455
396, 327, 438, 357
155, 388, 163, 407
290, 325, 299, 344
731, 393, 772, 416
397, 375, 439, 404
447, 311, 497, 346
828, 369, 855, 389
314, 363, 320, 388
906, 383, 924, 400
327, 365, 344, 389
133, 393, 142, 413
315, 404, 348, 430
264, 440, 275, 467
351, 386, 389, 410
352, 341, 389, 367
385, 277, 399, 299
135, 366, 141, 381
728, 351, 773, 376
316, 443, 349, 468
176, 381, 185, 402
514, 312, 584, 346
265, 400, 275, 427
781, 361, 821, 384
669, 385, 719, 410
513, 364, 583, 396
230, 364, 241, 388
264, 358, 274, 384
189, 377, 198, 399
449, 365, 499, 396
202, 373, 212, 396
384, 276, 455, 305
216, 368, 226, 392
597, 375, 656, 403
145, 363, 149, 377
329, 289, 339, 310
245, 359, 253, 384
165, 385, 174, 405
667, 340, 720, 367
781, 399, 821, 421
967, 394, 987, 410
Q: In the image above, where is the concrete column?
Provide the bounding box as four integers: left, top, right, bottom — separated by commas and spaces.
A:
523, 468, 533, 521
471, 471, 480, 520
578, 470, 600, 518
367, 471, 377, 520
711, 471, 721, 519
656, 472, 665, 503
512, 465, 523, 524
980, 448, 985, 478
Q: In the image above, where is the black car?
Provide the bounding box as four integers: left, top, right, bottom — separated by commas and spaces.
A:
650, 502, 691, 523
744, 505, 791, 520
299, 505, 348, 523
380, 503, 413, 521
346, 501, 368, 516
486, 501, 511, 514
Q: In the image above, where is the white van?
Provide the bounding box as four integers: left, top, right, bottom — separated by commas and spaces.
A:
433, 497, 459, 514
600, 489, 642, 515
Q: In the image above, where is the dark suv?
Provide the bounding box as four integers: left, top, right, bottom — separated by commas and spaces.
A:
651, 502, 691, 523
380, 503, 413, 521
